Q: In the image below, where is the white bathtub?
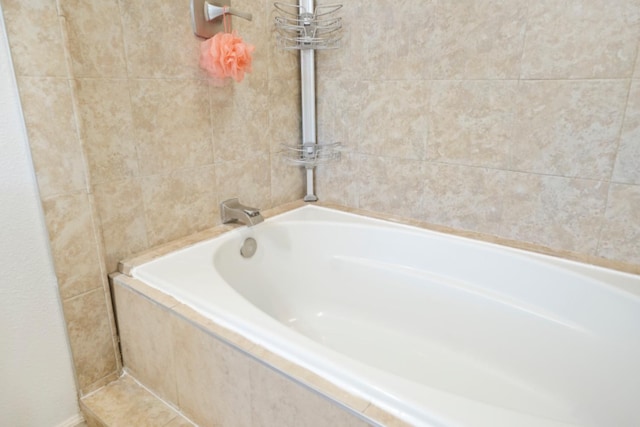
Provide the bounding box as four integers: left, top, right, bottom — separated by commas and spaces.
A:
132, 205, 640, 427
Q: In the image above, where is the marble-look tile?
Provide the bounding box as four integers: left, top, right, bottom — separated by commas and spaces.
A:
271, 154, 305, 206
216, 155, 272, 209
93, 179, 149, 274
141, 166, 217, 247
512, 80, 627, 180
173, 315, 253, 427
112, 284, 178, 404
598, 183, 640, 265
210, 78, 269, 162
16, 77, 86, 198
1, 0, 67, 77
315, 0, 362, 81
353, 0, 435, 81
81, 374, 182, 427
357, 81, 429, 160
521, 1, 640, 79
119, 0, 200, 78
250, 362, 372, 427
357, 155, 424, 219
58, 0, 127, 77
612, 80, 640, 184
316, 79, 365, 151
62, 288, 119, 393
233, 0, 269, 79
42, 191, 104, 299
428, 0, 527, 79
268, 78, 300, 153
75, 78, 138, 185
316, 151, 359, 207
422, 163, 505, 236
130, 79, 213, 176
429, 80, 517, 169
500, 173, 608, 254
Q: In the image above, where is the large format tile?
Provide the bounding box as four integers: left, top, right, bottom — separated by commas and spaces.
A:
500, 173, 608, 254
215, 155, 272, 210
598, 183, 640, 265
1, 0, 67, 77
58, 0, 127, 77
511, 80, 627, 180
81, 374, 187, 427
129, 79, 213, 176
429, 80, 517, 169
612, 80, 640, 184
113, 285, 177, 405
42, 191, 104, 299
119, 0, 200, 78
141, 166, 217, 247
74, 78, 138, 185
521, 0, 640, 79
63, 288, 119, 393
93, 179, 149, 274
422, 163, 505, 236
357, 155, 424, 219
173, 315, 253, 427
17, 77, 86, 197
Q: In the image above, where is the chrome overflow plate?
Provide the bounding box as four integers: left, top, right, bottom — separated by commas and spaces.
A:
240, 237, 257, 258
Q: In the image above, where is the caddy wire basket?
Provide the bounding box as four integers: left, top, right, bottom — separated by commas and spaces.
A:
280, 142, 342, 167
274, 2, 343, 50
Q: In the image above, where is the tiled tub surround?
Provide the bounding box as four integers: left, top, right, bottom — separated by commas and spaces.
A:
112, 202, 639, 427
1, 0, 639, 415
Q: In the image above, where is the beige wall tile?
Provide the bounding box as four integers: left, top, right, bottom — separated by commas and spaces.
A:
141, 166, 217, 247
500, 173, 608, 254
42, 191, 104, 299
357, 81, 429, 160
512, 80, 627, 180
268, 78, 300, 152
81, 374, 182, 427
521, 1, 640, 79
58, 0, 127, 78
215, 155, 272, 209
316, 79, 365, 151
422, 163, 505, 236
210, 78, 269, 162
598, 183, 640, 265
112, 285, 177, 405
17, 77, 86, 197
173, 315, 253, 427
233, 0, 268, 78
130, 79, 213, 176
316, 152, 359, 207
267, 0, 299, 81
357, 155, 424, 219
1, 0, 67, 77
250, 362, 372, 427
428, 0, 527, 79
119, 0, 200, 78
94, 179, 149, 273
612, 80, 640, 184
63, 288, 119, 393
429, 80, 517, 169
271, 154, 305, 207
75, 78, 138, 185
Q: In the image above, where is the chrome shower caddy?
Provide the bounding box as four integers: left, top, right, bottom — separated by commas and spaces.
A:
274, 1, 343, 202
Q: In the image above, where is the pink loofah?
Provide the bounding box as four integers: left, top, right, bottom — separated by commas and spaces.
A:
200, 30, 255, 84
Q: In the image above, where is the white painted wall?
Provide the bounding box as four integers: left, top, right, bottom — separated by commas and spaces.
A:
0, 7, 82, 427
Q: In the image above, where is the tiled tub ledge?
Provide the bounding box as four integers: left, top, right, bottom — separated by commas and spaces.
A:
79, 373, 195, 427
111, 200, 639, 427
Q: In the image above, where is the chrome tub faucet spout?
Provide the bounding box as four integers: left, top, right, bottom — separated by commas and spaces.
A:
220, 198, 264, 226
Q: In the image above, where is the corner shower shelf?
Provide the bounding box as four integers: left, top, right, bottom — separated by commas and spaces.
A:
280, 142, 342, 167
